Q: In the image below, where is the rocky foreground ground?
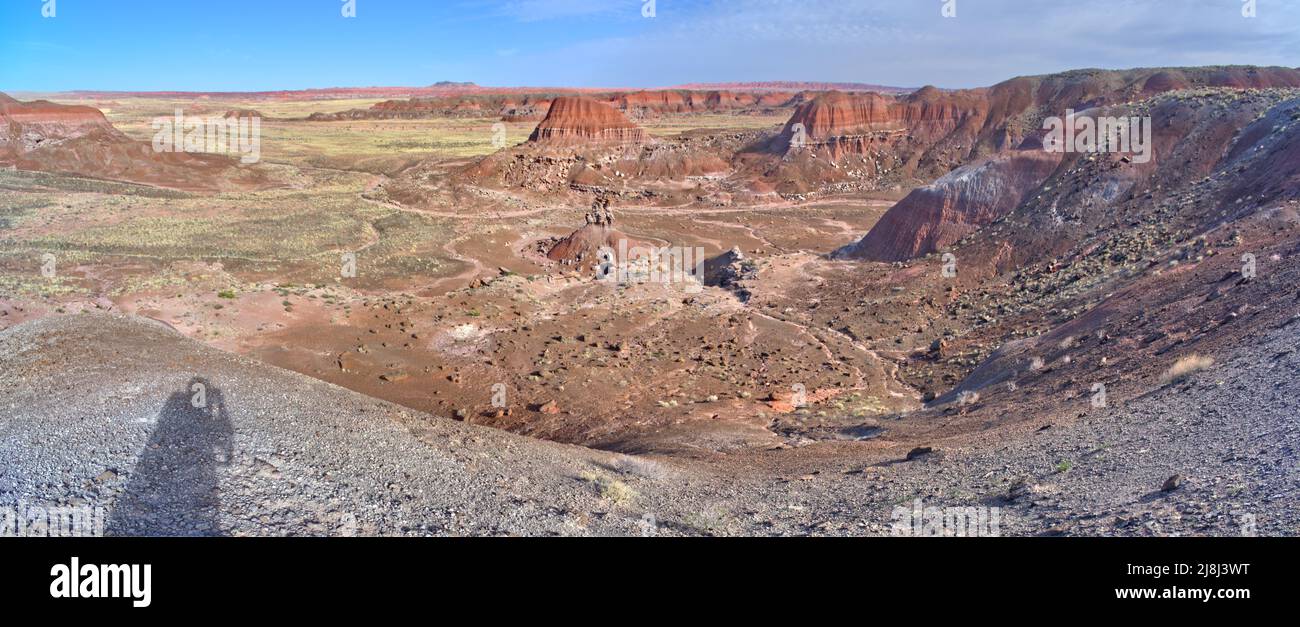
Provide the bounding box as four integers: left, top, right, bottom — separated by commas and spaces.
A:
2, 312, 1294, 536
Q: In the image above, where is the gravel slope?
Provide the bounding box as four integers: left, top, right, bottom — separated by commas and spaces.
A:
2, 313, 1295, 536
0, 314, 680, 536
693, 316, 1300, 537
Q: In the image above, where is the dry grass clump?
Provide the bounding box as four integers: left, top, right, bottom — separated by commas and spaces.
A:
579, 470, 638, 505
1161, 354, 1215, 385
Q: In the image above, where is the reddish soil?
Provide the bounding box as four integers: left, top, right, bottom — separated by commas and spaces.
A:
7, 69, 1300, 531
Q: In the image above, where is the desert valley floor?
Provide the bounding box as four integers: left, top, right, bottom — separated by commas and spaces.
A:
2, 68, 1299, 535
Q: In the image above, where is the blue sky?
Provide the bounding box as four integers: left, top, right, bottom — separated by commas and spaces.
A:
2, 0, 1298, 92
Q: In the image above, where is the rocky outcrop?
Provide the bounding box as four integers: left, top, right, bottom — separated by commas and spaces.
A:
703, 247, 757, 300
528, 97, 648, 145
547, 198, 648, 265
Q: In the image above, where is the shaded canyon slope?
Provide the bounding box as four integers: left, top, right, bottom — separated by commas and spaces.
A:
750, 66, 1300, 195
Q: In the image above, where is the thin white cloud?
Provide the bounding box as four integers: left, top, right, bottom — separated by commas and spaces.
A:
477, 0, 1300, 87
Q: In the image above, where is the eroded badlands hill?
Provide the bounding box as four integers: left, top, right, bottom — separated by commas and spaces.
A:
752, 66, 1300, 195
0, 93, 273, 192
528, 97, 649, 145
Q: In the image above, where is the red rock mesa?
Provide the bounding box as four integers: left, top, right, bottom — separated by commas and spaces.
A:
528, 97, 649, 145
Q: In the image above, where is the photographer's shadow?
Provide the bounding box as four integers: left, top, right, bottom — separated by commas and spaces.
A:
107, 377, 233, 536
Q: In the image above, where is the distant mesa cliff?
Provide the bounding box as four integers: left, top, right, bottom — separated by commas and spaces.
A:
528, 97, 648, 145
0, 93, 270, 192
776, 88, 985, 158
671, 81, 914, 94
308, 88, 824, 122
0, 97, 122, 151
771, 66, 1300, 161
608, 90, 798, 116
